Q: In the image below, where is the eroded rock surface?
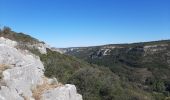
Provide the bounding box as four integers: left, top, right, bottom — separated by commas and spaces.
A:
0, 37, 82, 100
42, 84, 82, 100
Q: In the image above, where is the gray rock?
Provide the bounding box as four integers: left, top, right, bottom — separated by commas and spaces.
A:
0, 37, 82, 100
42, 84, 82, 100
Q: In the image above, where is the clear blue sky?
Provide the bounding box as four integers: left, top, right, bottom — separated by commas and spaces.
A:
0, 0, 170, 47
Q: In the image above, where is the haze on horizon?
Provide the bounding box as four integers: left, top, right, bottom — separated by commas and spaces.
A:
0, 0, 170, 48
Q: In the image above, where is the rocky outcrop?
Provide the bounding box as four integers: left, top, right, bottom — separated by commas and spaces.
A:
144, 44, 168, 54
50, 47, 65, 54
0, 37, 17, 47
42, 84, 82, 100
0, 37, 82, 100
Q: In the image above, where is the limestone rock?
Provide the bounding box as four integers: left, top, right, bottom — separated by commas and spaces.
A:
0, 37, 82, 100
0, 37, 17, 47
0, 44, 44, 100
42, 84, 82, 100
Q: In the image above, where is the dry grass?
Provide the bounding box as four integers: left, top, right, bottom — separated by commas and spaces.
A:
0, 64, 9, 71
0, 64, 9, 79
20, 93, 30, 100
165, 97, 170, 100
0, 64, 9, 90
32, 77, 62, 100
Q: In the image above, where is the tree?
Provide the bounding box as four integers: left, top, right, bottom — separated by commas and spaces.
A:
2, 26, 11, 34
0, 28, 2, 33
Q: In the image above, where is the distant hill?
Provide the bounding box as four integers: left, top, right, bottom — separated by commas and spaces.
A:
62, 39, 170, 100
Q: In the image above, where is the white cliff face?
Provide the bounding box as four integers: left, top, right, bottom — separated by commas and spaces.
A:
50, 48, 65, 54
33, 43, 50, 54
0, 37, 17, 47
0, 37, 82, 100
25, 43, 48, 54
144, 44, 168, 53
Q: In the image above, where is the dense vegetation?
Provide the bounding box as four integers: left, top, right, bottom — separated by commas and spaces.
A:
1, 27, 170, 100
40, 49, 155, 100
64, 41, 170, 100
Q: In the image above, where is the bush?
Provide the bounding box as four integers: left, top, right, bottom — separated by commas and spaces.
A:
152, 81, 166, 92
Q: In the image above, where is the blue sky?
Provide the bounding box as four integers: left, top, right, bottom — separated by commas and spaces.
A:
0, 0, 170, 47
